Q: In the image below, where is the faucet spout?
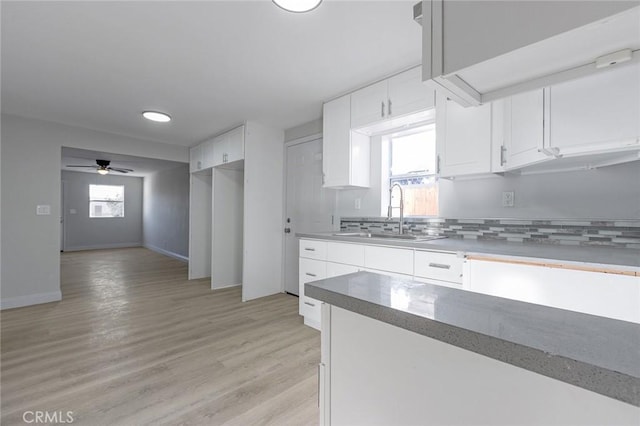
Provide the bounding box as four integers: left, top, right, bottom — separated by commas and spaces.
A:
387, 183, 405, 235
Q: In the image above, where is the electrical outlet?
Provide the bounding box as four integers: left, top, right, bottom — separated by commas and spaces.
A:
502, 191, 515, 207
355, 198, 361, 210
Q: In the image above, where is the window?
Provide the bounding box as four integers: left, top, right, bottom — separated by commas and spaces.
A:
384, 125, 438, 216
89, 184, 124, 218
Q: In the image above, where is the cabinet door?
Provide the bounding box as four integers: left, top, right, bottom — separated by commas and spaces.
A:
548, 63, 640, 155
503, 89, 548, 169
327, 242, 364, 266
200, 139, 215, 170
364, 246, 413, 275
436, 93, 492, 177
467, 260, 640, 324
225, 125, 245, 164
350, 80, 387, 129
212, 133, 227, 167
387, 67, 435, 119
323, 96, 371, 188
189, 144, 203, 172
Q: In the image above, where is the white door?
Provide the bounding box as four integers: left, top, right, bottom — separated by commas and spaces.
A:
284, 138, 335, 295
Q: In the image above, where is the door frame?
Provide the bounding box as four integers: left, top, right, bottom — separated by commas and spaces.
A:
281, 132, 323, 295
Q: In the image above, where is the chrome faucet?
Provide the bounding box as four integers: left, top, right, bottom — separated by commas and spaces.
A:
387, 183, 405, 235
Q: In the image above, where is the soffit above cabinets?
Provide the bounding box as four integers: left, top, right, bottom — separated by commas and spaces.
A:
419, 1, 640, 106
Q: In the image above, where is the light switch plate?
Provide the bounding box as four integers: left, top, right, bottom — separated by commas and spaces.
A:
355, 198, 361, 210
36, 205, 51, 215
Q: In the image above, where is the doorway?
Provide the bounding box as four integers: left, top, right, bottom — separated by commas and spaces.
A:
283, 137, 336, 295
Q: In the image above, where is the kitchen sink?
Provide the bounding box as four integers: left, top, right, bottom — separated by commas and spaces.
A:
332, 232, 446, 242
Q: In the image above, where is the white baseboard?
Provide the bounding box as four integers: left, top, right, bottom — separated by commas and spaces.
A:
212, 283, 242, 290
1, 290, 62, 310
63, 242, 142, 252
144, 244, 189, 263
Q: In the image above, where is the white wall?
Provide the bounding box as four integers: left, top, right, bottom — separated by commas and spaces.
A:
143, 164, 190, 261
211, 167, 244, 288
1, 114, 188, 309
284, 118, 322, 142
62, 170, 143, 251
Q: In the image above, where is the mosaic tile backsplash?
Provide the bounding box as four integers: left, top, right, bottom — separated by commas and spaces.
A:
340, 217, 640, 249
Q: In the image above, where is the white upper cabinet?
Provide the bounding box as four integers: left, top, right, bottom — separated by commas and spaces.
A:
547, 63, 640, 156
213, 125, 245, 167
502, 89, 549, 170
387, 67, 435, 119
436, 93, 493, 178
189, 144, 203, 173
190, 125, 246, 173
351, 81, 388, 129
351, 67, 435, 130
420, 0, 639, 106
322, 94, 370, 188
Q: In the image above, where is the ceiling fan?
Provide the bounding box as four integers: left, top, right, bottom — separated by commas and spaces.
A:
66, 159, 134, 175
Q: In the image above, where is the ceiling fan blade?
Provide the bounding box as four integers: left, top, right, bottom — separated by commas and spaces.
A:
108, 167, 134, 173
66, 165, 98, 168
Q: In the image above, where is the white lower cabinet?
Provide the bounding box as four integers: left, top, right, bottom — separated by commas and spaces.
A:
414, 250, 464, 284
467, 259, 640, 324
299, 257, 326, 330
299, 239, 462, 330
326, 262, 360, 278
363, 245, 413, 275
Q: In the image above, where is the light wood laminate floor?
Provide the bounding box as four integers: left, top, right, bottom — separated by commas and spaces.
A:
1, 248, 320, 425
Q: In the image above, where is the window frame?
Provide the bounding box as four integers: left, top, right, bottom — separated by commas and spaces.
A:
89, 184, 125, 218
383, 123, 438, 218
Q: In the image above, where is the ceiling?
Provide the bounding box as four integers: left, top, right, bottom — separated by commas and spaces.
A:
62, 147, 186, 178
1, 1, 423, 148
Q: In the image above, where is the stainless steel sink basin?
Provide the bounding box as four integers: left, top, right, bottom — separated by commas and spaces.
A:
332, 232, 446, 242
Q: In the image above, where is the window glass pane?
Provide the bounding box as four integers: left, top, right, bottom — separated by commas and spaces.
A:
89, 184, 124, 202
390, 128, 436, 176
386, 125, 438, 217
89, 185, 124, 218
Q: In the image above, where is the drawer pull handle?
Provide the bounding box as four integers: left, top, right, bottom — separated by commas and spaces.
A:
429, 262, 451, 269
306, 273, 317, 277
304, 248, 316, 251
304, 301, 316, 307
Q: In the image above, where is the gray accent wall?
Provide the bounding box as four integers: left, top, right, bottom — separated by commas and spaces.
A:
62, 171, 143, 251
143, 164, 190, 260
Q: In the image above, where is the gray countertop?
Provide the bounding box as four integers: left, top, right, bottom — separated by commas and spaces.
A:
306, 271, 640, 406
297, 232, 640, 268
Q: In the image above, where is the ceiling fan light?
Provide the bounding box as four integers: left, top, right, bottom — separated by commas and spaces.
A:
273, 0, 322, 13
97, 168, 109, 175
142, 111, 171, 123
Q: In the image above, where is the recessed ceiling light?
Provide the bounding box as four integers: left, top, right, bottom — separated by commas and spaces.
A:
142, 111, 171, 123
273, 0, 322, 13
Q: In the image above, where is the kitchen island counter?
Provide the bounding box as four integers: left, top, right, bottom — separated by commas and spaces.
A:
306, 271, 640, 412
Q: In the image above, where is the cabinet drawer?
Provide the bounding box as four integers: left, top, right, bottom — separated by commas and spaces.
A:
364, 246, 413, 275
299, 239, 327, 260
299, 257, 327, 284
327, 242, 365, 266
414, 251, 463, 283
